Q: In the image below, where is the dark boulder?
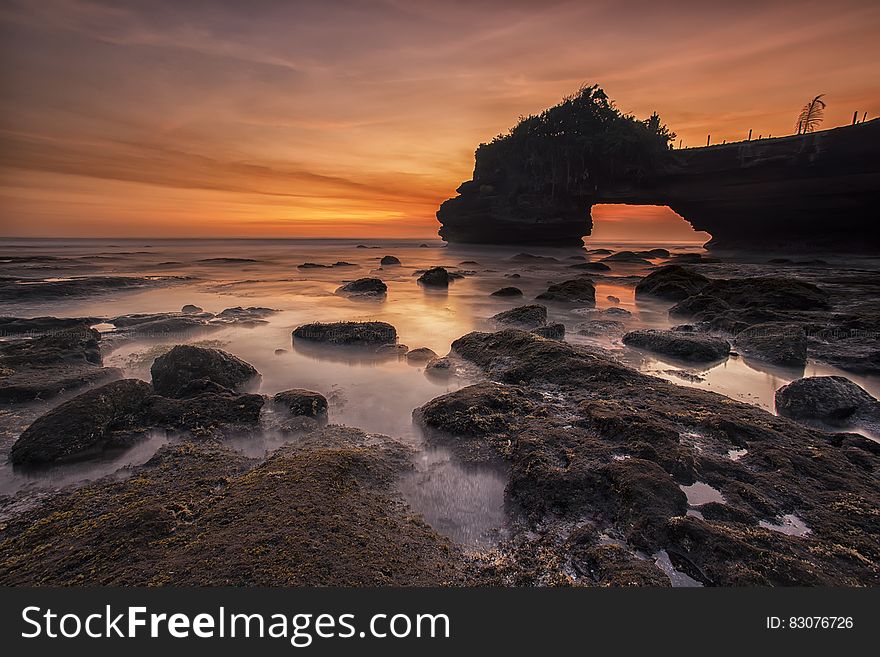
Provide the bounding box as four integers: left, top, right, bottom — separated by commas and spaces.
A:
380, 255, 401, 265
491, 286, 523, 297
491, 304, 547, 329
775, 376, 879, 429
292, 321, 397, 346
536, 278, 596, 304
623, 329, 730, 363
273, 389, 329, 418
635, 265, 710, 302
150, 345, 261, 398
417, 267, 450, 287
734, 323, 808, 367
576, 319, 626, 337
10, 379, 154, 465
181, 304, 203, 314
335, 277, 387, 297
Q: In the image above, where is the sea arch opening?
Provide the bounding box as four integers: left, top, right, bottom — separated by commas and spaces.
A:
587, 204, 711, 246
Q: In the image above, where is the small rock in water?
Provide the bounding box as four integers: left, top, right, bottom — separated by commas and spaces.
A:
406, 347, 438, 364
491, 286, 523, 297
380, 255, 401, 265
536, 278, 596, 304
335, 277, 387, 297
491, 304, 547, 329
606, 295, 620, 304
569, 262, 611, 271
418, 267, 450, 287
635, 265, 710, 301
181, 304, 203, 314
274, 348, 287, 355
292, 321, 398, 346
273, 389, 329, 418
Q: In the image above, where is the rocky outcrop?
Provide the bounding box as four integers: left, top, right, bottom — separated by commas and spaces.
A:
413, 329, 879, 585
335, 277, 387, 297
437, 118, 880, 251
635, 265, 710, 301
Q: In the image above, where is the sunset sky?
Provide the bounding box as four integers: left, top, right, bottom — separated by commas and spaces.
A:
1, 0, 878, 240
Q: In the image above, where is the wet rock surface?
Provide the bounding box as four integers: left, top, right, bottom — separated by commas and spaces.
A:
380, 255, 401, 265
335, 277, 387, 297
536, 278, 596, 304
623, 329, 731, 363
414, 329, 879, 585
0, 428, 475, 585
273, 389, 329, 417
405, 347, 438, 364
491, 304, 547, 330
151, 345, 261, 397
531, 323, 565, 340
292, 321, 398, 346
417, 266, 450, 287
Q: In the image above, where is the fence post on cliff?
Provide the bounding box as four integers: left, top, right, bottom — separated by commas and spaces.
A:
853, 111, 858, 125
748, 129, 752, 141
707, 134, 710, 146
863, 112, 868, 122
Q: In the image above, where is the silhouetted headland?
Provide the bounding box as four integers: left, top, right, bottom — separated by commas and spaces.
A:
437, 86, 880, 250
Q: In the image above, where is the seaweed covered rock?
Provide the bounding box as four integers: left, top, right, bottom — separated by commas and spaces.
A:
428, 329, 879, 585
491, 304, 547, 329
635, 265, 710, 302
536, 278, 596, 304
150, 345, 260, 398
10, 379, 154, 465
623, 329, 730, 363
292, 321, 397, 346
0, 429, 472, 585
335, 277, 387, 297
417, 267, 450, 287
733, 323, 808, 367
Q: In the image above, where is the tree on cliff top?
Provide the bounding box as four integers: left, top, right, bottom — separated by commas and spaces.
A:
473, 85, 675, 198
796, 94, 826, 135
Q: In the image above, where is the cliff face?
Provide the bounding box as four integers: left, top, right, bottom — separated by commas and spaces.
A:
438, 119, 880, 250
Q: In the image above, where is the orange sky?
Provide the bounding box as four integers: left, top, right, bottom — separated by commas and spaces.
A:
1, 0, 879, 240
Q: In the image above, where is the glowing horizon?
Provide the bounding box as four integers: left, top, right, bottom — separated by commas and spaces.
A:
1, 0, 878, 240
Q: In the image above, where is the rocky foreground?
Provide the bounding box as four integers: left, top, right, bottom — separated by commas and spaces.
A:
1, 261, 879, 586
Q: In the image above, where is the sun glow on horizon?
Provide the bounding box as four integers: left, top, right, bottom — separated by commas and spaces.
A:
1, 1, 878, 239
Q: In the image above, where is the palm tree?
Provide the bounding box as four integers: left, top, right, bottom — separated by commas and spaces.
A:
796, 94, 826, 134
